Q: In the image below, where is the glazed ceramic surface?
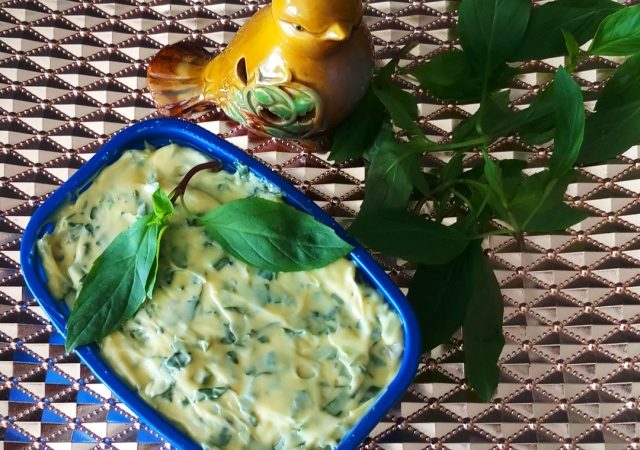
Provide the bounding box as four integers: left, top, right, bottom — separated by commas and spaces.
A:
147, 0, 374, 138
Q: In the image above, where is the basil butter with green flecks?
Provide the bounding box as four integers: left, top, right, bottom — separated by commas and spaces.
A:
37, 144, 403, 450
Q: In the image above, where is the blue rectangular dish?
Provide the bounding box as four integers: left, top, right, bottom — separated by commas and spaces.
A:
20, 117, 421, 450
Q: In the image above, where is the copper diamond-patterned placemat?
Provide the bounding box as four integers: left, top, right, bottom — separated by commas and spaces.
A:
0, 0, 639, 449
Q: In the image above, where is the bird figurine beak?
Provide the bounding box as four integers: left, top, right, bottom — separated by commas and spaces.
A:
323, 22, 351, 41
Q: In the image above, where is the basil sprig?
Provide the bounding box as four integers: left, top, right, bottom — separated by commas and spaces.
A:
330, 0, 640, 401
64, 181, 352, 351
65, 189, 173, 351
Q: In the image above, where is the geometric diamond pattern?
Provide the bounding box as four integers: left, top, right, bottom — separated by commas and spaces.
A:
1, 0, 639, 448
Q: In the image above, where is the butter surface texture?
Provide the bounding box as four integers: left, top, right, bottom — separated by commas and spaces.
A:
37, 144, 403, 450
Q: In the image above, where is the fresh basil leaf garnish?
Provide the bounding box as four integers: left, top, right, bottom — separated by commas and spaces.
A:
197, 198, 353, 272
146, 189, 174, 297
66, 212, 162, 351
152, 187, 174, 218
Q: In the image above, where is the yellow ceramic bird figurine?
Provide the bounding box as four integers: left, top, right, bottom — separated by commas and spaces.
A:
147, 0, 374, 139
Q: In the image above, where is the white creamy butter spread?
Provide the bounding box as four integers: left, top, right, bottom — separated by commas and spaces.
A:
37, 144, 403, 450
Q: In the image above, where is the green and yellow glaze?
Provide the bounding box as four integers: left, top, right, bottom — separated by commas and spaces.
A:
220, 69, 322, 139
147, 0, 374, 139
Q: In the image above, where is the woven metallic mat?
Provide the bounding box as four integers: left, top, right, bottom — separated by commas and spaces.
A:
0, 0, 639, 449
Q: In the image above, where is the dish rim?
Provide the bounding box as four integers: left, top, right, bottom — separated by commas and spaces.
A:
20, 117, 422, 450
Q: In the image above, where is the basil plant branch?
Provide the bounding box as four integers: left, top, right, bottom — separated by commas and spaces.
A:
65, 163, 353, 351
330, 0, 640, 401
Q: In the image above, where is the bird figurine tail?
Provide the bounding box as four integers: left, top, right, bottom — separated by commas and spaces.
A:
147, 42, 213, 117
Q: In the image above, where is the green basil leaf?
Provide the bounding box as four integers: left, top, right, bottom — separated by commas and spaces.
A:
413, 171, 436, 198
349, 209, 471, 265
146, 223, 169, 298
509, 0, 623, 61
407, 50, 518, 103
577, 54, 640, 164
525, 200, 588, 233
432, 152, 466, 219
590, 4, 640, 56
518, 125, 556, 146
482, 152, 506, 208
497, 159, 528, 201
372, 72, 421, 135
549, 67, 585, 176
453, 88, 557, 144
453, 91, 511, 142
478, 91, 517, 138
360, 123, 423, 212
408, 242, 482, 351
462, 243, 504, 402
498, 89, 557, 140
458, 0, 530, 83
595, 54, 640, 112
513, 89, 557, 144
152, 187, 174, 219
66, 215, 160, 351
198, 386, 229, 401
481, 162, 582, 233
329, 84, 385, 162
563, 30, 581, 72
147, 188, 173, 296
197, 198, 353, 272
440, 152, 464, 184
508, 170, 587, 233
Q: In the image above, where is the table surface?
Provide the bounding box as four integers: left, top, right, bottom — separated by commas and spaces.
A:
0, 0, 639, 449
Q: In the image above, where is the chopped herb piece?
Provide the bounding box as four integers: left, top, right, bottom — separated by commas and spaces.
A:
207, 426, 232, 448
220, 323, 237, 344
292, 390, 311, 415
198, 386, 228, 401
257, 269, 276, 280
226, 350, 239, 364
224, 306, 247, 314
165, 349, 191, 370
213, 257, 232, 270
360, 385, 382, 402
158, 382, 176, 402
283, 327, 304, 337
323, 395, 349, 417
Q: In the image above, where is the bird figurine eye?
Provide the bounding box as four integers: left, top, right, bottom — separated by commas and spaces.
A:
294, 24, 305, 32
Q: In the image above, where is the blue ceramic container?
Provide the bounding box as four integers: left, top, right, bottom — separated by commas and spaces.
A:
20, 118, 421, 450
